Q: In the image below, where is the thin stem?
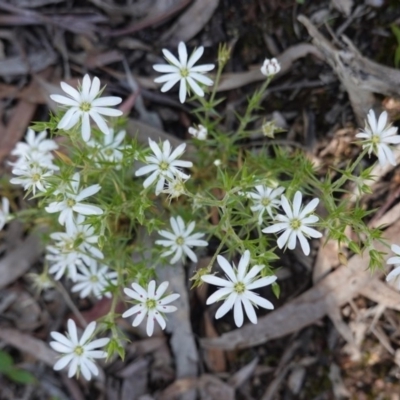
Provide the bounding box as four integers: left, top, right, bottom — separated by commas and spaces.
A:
54, 281, 88, 328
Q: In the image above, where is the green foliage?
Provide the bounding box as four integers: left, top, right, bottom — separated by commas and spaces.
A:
391, 24, 400, 68
0, 350, 36, 385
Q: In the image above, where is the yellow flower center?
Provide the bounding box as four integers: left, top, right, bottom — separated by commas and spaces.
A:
176, 236, 184, 246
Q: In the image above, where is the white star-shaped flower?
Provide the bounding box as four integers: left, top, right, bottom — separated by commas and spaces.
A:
355, 109, 400, 166
153, 42, 214, 103
247, 185, 285, 224
10, 163, 56, 195
11, 129, 58, 166
135, 139, 193, 195
50, 74, 123, 142
122, 280, 180, 337
0, 197, 9, 231
50, 319, 109, 381
201, 250, 277, 327
386, 244, 400, 290
50, 215, 103, 260
72, 259, 117, 299
162, 175, 189, 200
155, 216, 208, 264
87, 129, 126, 169
262, 191, 322, 256
45, 172, 103, 228
46, 242, 92, 281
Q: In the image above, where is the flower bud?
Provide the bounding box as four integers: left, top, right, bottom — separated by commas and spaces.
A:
260, 58, 281, 77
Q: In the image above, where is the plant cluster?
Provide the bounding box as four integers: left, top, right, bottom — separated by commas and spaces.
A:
1, 42, 400, 380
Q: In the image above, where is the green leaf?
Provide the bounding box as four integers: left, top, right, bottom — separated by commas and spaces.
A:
272, 282, 280, 299
6, 368, 36, 384
0, 350, 14, 372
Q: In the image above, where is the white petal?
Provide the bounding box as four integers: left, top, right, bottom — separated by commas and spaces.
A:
242, 297, 257, 324
89, 110, 110, 135
179, 79, 187, 103
60, 81, 81, 101
246, 275, 277, 290
187, 46, 204, 68
215, 292, 237, 319
53, 354, 74, 371
233, 298, 244, 327
79, 321, 96, 345
237, 250, 250, 281
206, 287, 234, 305
177, 42, 188, 66
201, 275, 234, 287
81, 112, 91, 142
292, 191, 302, 217
217, 255, 237, 283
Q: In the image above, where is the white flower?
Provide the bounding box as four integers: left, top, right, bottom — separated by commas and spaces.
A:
386, 244, 400, 290
201, 250, 276, 327
355, 110, 400, 166
72, 259, 117, 299
11, 129, 58, 166
50, 74, 123, 142
153, 42, 214, 103
247, 185, 285, 224
162, 175, 189, 199
122, 280, 180, 336
45, 172, 103, 227
50, 319, 109, 380
262, 191, 322, 256
50, 215, 103, 260
87, 129, 126, 169
260, 58, 281, 77
214, 159, 222, 166
135, 139, 193, 195
46, 243, 92, 281
155, 216, 208, 264
0, 197, 9, 231
10, 164, 55, 195
188, 124, 207, 140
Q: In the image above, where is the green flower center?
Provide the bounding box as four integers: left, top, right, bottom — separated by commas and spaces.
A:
176, 236, 184, 246
32, 173, 41, 182
234, 282, 246, 294
65, 242, 74, 251
146, 298, 157, 310
90, 275, 99, 283
80, 102, 91, 112
159, 161, 169, 171
104, 148, 114, 156
371, 135, 381, 146
290, 218, 302, 230
74, 345, 84, 356
66, 198, 76, 208
180, 68, 189, 78
261, 198, 270, 207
